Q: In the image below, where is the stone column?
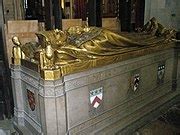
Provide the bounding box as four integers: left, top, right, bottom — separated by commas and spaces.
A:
118, 0, 131, 31
13, 0, 24, 20
39, 78, 67, 135
11, 65, 24, 125
88, 0, 102, 27
176, 32, 180, 89
144, 0, 152, 23
54, 0, 62, 30
45, 0, 53, 30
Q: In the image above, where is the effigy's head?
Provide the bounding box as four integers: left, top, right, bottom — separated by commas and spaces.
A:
12, 36, 21, 46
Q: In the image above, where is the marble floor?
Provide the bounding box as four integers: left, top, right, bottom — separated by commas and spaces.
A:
0, 119, 16, 135
0, 105, 179, 135
137, 120, 180, 135
136, 104, 180, 135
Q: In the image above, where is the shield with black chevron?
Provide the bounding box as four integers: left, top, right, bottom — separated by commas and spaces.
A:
131, 73, 140, 92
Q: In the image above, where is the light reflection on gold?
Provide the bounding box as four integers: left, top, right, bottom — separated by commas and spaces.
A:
40, 69, 61, 81
61, 0, 65, 9
12, 18, 176, 80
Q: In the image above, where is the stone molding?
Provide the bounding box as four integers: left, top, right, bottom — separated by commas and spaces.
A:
24, 111, 42, 133
14, 108, 42, 133
11, 49, 174, 97
39, 81, 64, 97
11, 67, 21, 79
14, 108, 24, 118
21, 72, 39, 89
64, 50, 174, 92
14, 67, 64, 97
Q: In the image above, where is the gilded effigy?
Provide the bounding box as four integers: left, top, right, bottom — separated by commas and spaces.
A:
12, 18, 176, 80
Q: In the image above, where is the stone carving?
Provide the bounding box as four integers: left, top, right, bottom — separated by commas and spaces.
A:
21, 73, 39, 88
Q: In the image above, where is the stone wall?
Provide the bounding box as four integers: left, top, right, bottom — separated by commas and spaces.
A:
3, 0, 25, 22
3, 0, 14, 22
145, 0, 180, 30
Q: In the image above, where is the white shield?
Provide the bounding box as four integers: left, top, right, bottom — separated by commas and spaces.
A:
90, 87, 103, 108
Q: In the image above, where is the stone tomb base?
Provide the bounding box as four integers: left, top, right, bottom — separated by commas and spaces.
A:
11, 48, 180, 135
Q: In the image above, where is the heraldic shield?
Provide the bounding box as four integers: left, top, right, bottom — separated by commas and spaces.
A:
132, 74, 140, 92
90, 87, 103, 108
27, 89, 36, 111
157, 64, 165, 84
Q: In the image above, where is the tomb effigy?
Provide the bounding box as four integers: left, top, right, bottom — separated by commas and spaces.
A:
11, 18, 180, 134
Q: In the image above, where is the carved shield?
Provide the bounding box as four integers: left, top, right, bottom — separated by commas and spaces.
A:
157, 65, 165, 84
90, 87, 103, 108
132, 74, 140, 92
27, 89, 35, 111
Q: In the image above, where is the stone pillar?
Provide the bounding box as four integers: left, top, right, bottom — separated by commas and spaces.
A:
3, 0, 15, 22
88, 0, 102, 27
0, 0, 5, 60
1, 0, 14, 119
144, 0, 152, 23
45, 0, 53, 30
176, 32, 180, 89
39, 78, 67, 135
119, 0, 131, 31
13, 0, 24, 20
11, 65, 24, 125
54, 0, 62, 30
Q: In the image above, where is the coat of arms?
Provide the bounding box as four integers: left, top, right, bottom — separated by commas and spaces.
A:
131, 74, 140, 92
157, 64, 165, 84
90, 87, 103, 108
27, 89, 36, 111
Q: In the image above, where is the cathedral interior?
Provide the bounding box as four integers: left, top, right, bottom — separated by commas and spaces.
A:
0, 0, 180, 134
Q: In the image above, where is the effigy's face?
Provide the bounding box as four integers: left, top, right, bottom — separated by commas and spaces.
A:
12, 36, 21, 46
